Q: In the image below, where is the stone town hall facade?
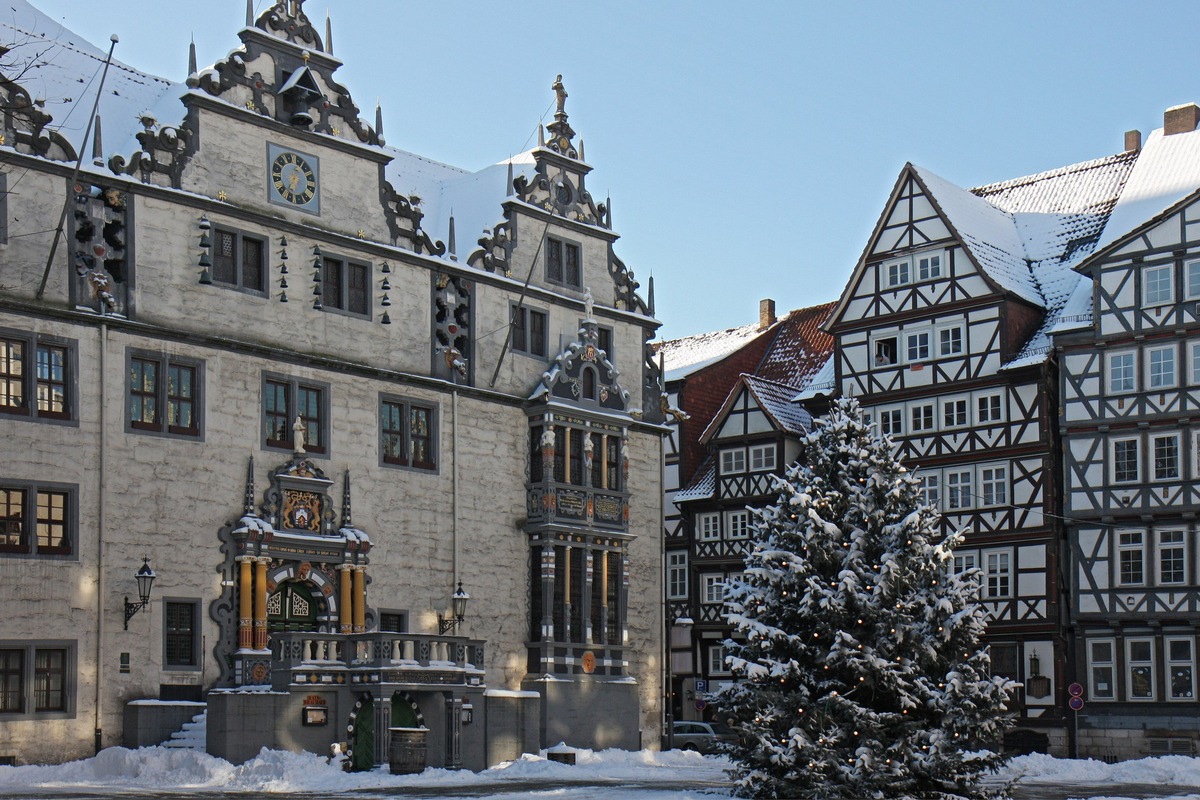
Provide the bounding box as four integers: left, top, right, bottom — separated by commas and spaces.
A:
0, 0, 664, 767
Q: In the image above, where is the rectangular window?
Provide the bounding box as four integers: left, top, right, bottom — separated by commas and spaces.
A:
1118, 530, 1145, 585
696, 512, 720, 541
1148, 346, 1177, 389
1153, 434, 1181, 481
378, 612, 408, 632
977, 394, 1002, 424
885, 258, 911, 287
0, 333, 74, 422
546, 237, 582, 287
164, 601, 198, 669
32, 649, 66, 712
0, 483, 73, 557
748, 444, 776, 471
667, 551, 688, 599
917, 253, 943, 281
1193, 342, 1200, 385
1113, 438, 1140, 483
702, 574, 725, 604
953, 551, 977, 575
1159, 530, 1187, 585
980, 466, 1007, 507
263, 375, 327, 455
873, 337, 897, 366
984, 551, 1010, 598
906, 331, 929, 362
1144, 264, 1174, 306
212, 228, 266, 293
938, 326, 962, 356
1188, 260, 1200, 299
910, 404, 934, 433
918, 474, 940, 507
0, 648, 22, 713
942, 399, 967, 429
321, 257, 369, 316
127, 352, 201, 438
1167, 638, 1195, 700
380, 397, 437, 470
1127, 638, 1156, 700
596, 326, 614, 361
0, 643, 73, 717
726, 510, 750, 539
1089, 640, 1116, 700
946, 470, 973, 510
511, 306, 548, 357
708, 644, 730, 675
720, 448, 746, 475
880, 409, 903, 437
1108, 352, 1136, 394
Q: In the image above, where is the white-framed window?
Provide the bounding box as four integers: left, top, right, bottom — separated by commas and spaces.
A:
1088, 639, 1116, 700
1148, 346, 1177, 389
708, 644, 731, 676
880, 409, 903, 437
1187, 260, 1200, 299
696, 512, 721, 541
667, 551, 688, 599
726, 510, 750, 539
942, 399, 968, 429
906, 331, 930, 362
938, 326, 963, 356
946, 470, 973, 510
1159, 530, 1187, 585
953, 551, 977, 575
702, 574, 725, 604
1144, 264, 1174, 306
873, 337, 898, 367
980, 466, 1007, 507
1108, 351, 1136, 394
1112, 437, 1140, 483
1127, 638, 1156, 700
1192, 342, 1200, 384
917, 252, 943, 281
748, 443, 776, 472
720, 448, 746, 474
1153, 433, 1181, 481
918, 473, 940, 507
977, 393, 1002, 424
1167, 637, 1196, 701
983, 550, 1011, 598
910, 404, 934, 433
1117, 530, 1145, 585
885, 258, 911, 288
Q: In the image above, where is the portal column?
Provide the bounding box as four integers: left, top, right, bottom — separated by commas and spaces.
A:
253, 557, 269, 650
352, 566, 366, 633
339, 564, 353, 634
237, 556, 254, 650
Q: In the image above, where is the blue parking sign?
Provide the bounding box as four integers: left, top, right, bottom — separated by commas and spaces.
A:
695, 679, 708, 693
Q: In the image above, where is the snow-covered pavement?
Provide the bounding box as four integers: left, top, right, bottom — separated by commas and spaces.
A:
2, 746, 1200, 799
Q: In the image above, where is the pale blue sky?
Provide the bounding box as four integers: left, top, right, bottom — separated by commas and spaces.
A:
26, 0, 1200, 339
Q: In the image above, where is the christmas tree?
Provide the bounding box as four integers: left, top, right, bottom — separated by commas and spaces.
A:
715, 398, 1014, 799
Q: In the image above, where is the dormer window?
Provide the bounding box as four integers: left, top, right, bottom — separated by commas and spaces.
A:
720, 448, 746, 474
918, 252, 943, 280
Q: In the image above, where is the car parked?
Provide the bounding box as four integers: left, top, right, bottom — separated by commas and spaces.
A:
671, 720, 738, 754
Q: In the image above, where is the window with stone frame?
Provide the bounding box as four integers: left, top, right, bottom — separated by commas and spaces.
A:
212, 228, 266, 293
0, 482, 73, 557
321, 256, 369, 316
163, 601, 199, 669
511, 304, 548, 357
546, 236, 581, 288
263, 375, 328, 455
0, 332, 74, 422
0, 643, 73, 717
380, 396, 436, 470
127, 351, 202, 438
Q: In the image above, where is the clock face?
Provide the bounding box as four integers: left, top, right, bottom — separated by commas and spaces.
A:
267, 144, 319, 213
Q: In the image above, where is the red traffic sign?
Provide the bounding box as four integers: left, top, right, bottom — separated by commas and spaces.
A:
1068, 683, 1084, 698
1068, 696, 1085, 711
694, 699, 707, 712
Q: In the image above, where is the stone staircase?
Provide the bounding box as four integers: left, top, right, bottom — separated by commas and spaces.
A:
163, 710, 207, 750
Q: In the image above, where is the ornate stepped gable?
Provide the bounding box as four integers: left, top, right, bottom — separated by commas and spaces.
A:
533, 295, 629, 412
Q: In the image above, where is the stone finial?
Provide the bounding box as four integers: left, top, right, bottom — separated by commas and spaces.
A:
292, 416, 306, 455
325, 11, 333, 54
246, 0, 254, 27
448, 214, 457, 261
91, 115, 103, 166
188, 38, 197, 76
506, 160, 514, 197
243, 456, 256, 515
375, 101, 384, 137
341, 470, 352, 527
648, 274, 655, 317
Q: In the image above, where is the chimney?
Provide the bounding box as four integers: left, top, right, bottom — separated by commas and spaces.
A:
758, 298, 776, 330
1124, 129, 1141, 152
1164, 103, 1200, 136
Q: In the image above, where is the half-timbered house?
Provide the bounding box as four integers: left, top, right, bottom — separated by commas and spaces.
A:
1057, 105, 1200, 759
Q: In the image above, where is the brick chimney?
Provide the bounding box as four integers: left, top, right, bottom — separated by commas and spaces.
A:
1165, 103, 1200, 136
1124, 129, 1141, 152
759, 298, 776, 330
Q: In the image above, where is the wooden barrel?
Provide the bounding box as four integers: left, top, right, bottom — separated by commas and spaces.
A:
388, 727, 427, 774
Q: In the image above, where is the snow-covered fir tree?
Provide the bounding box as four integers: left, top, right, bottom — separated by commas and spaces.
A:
715, 397, 1014, 800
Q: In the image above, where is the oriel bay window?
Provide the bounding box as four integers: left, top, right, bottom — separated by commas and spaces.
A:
529, 540, 625, 651
530, 422, 623, 490
127, 351, 202, 438
0, 481, 73, 557
0, 332, 74, 422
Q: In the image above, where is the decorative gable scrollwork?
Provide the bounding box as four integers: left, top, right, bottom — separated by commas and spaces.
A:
467, 220, 512, 276
608, 248, 649, 315
513, 169, 606, 226
261, 1, 324, 50
381, 182, 445, 255
108, 114, 194, 188
0, 75, 76, 161
537, 313, 629, 412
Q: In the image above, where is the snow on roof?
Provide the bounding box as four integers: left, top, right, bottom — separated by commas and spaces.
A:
674, 456, 715, 504
756, 302, 835, 388
742, 374, 814, 436
656, 321, 767, 383
1094, 124, 1200, 254
793, 354, 835, 401
0, 0, 183, 158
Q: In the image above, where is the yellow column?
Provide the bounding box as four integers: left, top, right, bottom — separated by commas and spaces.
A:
600, 436, 609, 489
253, 557, 269, 650
563, 430, 571, 484
237, 557, 253, 650
352, 566, 366, 633
339, 565, 352, 634
599, 550, 609, 644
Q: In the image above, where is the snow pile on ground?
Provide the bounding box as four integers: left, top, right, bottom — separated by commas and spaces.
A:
0, 745, 727, 794
1004, 752, 1200, 786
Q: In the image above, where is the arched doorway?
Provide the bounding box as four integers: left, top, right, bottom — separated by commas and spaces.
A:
266, 579, 322, 633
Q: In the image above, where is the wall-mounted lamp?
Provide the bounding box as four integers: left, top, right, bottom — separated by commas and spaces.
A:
437, 581, 470, 635
123, 557, 157, 629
